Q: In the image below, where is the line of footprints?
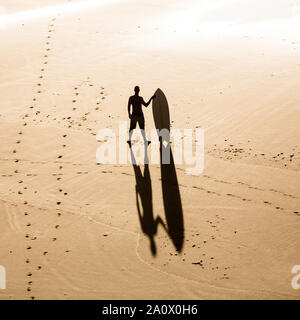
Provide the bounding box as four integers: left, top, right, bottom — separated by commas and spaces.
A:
18, 16, 108, 299
21, 17, 59, 300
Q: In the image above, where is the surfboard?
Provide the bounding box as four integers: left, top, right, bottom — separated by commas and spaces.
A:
152, 89, 184, 251
152, 88, 170, 133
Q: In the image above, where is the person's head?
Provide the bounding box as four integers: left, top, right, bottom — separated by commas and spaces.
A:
134, 86, 140, 95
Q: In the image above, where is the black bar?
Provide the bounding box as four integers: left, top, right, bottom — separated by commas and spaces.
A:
0, 300, 298, 319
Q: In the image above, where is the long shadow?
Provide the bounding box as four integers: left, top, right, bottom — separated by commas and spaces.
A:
130, 87, 184, 254
153, 88, 184, 252
160, 142, 184, 252
130, 147, 166, 256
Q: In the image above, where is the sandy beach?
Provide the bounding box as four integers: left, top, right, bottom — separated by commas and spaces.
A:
0, 0, 300, 299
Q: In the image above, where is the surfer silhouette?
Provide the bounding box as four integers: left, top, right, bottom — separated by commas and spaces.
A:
127, 86, 155, 147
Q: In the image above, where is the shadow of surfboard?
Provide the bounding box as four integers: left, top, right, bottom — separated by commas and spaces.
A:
153, 88, 184, 252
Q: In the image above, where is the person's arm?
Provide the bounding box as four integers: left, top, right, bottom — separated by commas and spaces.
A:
142, 95, 156, 107
128, 97, 132, 118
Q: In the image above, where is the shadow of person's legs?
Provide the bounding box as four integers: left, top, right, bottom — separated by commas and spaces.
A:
130, 146, 165, 256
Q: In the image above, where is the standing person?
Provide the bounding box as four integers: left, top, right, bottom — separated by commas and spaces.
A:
127, 86, 155, 146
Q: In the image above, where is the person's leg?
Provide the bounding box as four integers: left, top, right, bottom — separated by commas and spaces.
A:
138, 117, 148, 144
128, 128, 133, 142
128, 118, 137, 142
